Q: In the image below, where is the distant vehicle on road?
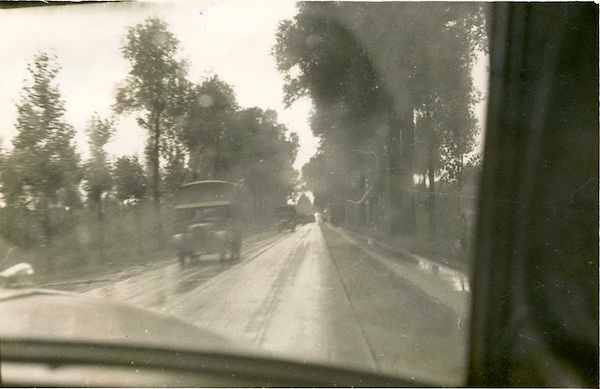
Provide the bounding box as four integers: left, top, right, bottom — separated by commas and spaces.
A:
274, 205, 297, 233
172, 180, 244, 266
296, 213, 316, 225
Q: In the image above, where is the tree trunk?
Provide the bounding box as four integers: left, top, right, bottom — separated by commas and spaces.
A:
427, 157, 436, 240
40, 204, 53, 273
151, 112, 164, 249
399, 109, 417, 236
96, 199, 106, 264
427, 119, 437, 240
135, 203, 143, 258
387, 115, 402, 235
456, 154, 466, 250
387, 105, 417, 236
457, 153, 464, 215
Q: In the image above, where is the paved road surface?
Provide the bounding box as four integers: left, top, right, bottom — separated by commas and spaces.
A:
79, 223, 470, 385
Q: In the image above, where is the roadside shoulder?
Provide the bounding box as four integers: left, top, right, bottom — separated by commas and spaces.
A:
322, 224, 470, 319
340, 225, 470, 274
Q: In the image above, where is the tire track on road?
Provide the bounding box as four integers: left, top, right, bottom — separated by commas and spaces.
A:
62, 230, 288, 310
161, 229, 305, 315
245, 228, 312, 346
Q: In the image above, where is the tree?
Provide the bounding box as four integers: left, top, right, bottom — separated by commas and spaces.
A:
178, 75, 239, 179
113, 155, 148, 256
409, 7, 484, 239
232, 107, 299, 215
296, 193, 314, 215
83, 115, 114, 263
273, 5, 414, 235
274, 2, 486, 237
176, 76, 299, 215
113, 155, 147, 205
114, 17, 188, 247
0, 52, 80, 267
161, 132, 190, 197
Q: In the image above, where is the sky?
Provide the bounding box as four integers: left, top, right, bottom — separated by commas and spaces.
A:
0, 0, 317, 169
0, 1, 488, 173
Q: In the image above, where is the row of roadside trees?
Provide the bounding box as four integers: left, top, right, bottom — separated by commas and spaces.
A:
0, 18, 298, 272
273, 3, 486, 257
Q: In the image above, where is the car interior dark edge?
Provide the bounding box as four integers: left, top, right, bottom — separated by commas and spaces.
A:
0, 2, 597, 388
468, 3, 598, 387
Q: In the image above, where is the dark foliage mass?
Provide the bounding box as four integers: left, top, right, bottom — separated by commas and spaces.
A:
273, 2, 486, 244
172, 75, 298, 214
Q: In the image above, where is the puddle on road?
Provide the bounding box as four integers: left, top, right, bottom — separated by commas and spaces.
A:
350, 232, 471, 293
345, 229, 470, 293
416, 259, 470, 292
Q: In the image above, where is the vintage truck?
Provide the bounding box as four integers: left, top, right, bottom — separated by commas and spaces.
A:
172, 181, 245, 266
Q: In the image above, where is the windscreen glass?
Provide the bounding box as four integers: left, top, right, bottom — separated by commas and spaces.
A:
0, 1, 489, 385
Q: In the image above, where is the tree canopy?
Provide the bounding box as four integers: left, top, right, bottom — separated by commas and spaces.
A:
1, 52, 81, 247
112, 155, 148, 204
114, 17, 189, 245
83, 115, 114, 207
274, 2, 486, 236
174, 75, 299, 213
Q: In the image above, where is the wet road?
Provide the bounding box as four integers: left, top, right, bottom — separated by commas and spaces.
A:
79, 223, 470, 385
